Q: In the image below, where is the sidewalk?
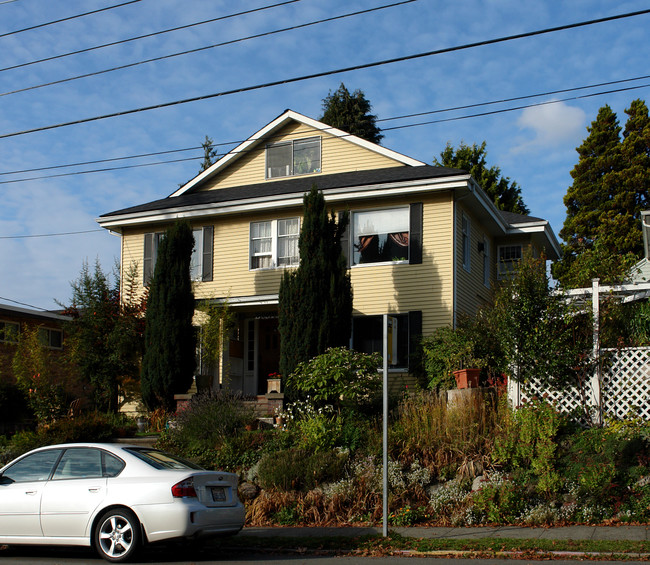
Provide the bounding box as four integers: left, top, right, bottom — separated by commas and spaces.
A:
239, 525, 650, 541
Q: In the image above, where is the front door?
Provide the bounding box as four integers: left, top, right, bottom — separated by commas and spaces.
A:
257, 318, 280, 394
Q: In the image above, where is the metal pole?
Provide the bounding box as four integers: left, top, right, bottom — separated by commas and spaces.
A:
382, 314, 388, 537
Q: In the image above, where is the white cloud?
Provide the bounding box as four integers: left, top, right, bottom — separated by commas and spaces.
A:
515, 101, 586, 151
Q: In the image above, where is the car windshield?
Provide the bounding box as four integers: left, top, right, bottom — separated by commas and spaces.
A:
125, 448, 204, 470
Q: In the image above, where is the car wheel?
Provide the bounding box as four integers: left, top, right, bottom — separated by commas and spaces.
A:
94, 508, 140, 563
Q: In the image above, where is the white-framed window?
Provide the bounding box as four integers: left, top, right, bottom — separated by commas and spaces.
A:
190, 226, 214, 282
38, 327, 63, 350
351, 207, 410, 265
461, 214, 471, 272
0, 321, 19, 343
482, 236, 490, 288
497, 244, 523, 279
143, 232, 164, 285
266, 137, 321, 179
250, 218, 300, 269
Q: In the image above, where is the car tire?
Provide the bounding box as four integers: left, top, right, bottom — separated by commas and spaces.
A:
93, 508, 140, 563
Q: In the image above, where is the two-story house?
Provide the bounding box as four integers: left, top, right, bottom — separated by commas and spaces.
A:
98, 110, 560, 397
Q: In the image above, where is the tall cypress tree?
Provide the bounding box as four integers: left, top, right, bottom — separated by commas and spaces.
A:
278, 185, 353, 381
141, 220, 196, 411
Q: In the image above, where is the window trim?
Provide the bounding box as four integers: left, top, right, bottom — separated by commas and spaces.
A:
461, 213, 471, 273
350, 205, 410, 267
497, 244, 523, 279
265, 137, 321, 179
38, 326, 63, 350
249, 218, 300, 270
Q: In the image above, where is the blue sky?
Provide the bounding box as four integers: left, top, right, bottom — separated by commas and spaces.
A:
1, 0, 649, 310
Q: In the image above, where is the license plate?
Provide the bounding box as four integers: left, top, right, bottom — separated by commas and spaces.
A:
211, 486, 226, 502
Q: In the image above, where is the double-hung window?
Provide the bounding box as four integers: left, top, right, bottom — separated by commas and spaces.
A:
250, 218, 300, 269
266, 137, 321, 179
143, 232, 164, 285
461, 214, 471, 272
0, 321, 19, 343
190, 226, 214, 282
497, 244, 523, 279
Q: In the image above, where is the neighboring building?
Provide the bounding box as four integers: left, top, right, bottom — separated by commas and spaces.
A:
98, 110, 560, 396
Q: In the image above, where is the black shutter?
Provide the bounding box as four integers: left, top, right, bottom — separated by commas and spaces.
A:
338, 211, 350, 268
143, 233, 154, 285
409, 202, 423, 264
408, 310, 422, 370
202, 226, 214, 281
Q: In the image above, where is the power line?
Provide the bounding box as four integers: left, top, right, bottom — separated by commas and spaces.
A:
1, 8, 648, 141
0, 0, 302, 74
1, 74, 648, 182
0, 0, 141, 39
0, 295, 53, 311
0, 0, 416, 98
0, 229, 105, 239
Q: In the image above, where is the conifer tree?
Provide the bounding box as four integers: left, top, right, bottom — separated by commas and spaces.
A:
320, 83, 383, 144
141, 220, 196, 411
434, 141, 529, 214
278, 186, 352, 382
552, 102, 649, 287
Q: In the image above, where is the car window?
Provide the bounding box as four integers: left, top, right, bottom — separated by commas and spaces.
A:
102, 451, 125, 477
126, 448, 203, 470
53, 448, 103, 479
2, 449, 63, 483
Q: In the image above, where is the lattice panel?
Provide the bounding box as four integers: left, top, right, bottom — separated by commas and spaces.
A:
602, 347, 650, 420
509, 347, 650, 422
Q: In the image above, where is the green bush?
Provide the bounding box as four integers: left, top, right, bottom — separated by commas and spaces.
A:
256, 448, 348, 491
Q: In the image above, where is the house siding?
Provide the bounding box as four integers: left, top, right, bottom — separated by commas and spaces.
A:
199, 122, 405, 192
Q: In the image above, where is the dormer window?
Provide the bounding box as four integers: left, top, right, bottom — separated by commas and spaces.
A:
266, 137, 321, 179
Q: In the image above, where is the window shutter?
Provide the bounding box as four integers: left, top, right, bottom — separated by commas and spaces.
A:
202, 226, 214, 281
408, 310, 422, 369
338, 211, 350, 268
143, 233, 154, 284
409, 202, 423, 264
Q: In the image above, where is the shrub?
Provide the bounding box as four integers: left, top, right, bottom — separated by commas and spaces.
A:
286, 347, 382, 411
256, 448, 348, 492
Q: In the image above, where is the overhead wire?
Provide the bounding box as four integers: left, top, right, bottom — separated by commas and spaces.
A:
0, 0, 141, 39
1, 74, 649, 183
0, 0, 303, 73
0, 8, 648, 141
0, 0, 417, 98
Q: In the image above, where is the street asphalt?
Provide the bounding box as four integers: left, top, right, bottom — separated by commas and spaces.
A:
239, 525, 650, 541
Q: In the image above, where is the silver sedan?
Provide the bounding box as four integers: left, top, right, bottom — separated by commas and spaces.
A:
0, 443, 245, 562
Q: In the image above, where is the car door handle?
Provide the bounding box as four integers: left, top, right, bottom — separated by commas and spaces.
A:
25, 490, 38, 495
88, 487, 102, 493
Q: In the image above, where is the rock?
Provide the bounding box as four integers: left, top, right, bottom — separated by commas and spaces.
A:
472, 475, 485, 492
238, 481, 260, 501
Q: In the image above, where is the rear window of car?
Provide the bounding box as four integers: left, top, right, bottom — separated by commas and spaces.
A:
125, 448, 204, 470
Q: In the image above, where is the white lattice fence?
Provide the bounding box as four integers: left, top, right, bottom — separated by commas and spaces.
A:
508, 346, 650, 422
601, 347, 650, 420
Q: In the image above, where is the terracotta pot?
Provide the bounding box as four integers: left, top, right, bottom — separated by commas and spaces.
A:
453, 368, 480, 389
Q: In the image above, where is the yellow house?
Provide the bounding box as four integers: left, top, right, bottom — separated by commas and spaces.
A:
98, 110, 560, 396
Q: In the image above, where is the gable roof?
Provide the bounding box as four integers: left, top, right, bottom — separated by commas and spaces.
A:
169, 109, 425, 197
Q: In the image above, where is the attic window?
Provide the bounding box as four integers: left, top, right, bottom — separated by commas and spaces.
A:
266, 137, 321, 179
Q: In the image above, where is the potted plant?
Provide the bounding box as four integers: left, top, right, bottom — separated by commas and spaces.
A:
421, 326, 485, 390
267, 372, 282, 394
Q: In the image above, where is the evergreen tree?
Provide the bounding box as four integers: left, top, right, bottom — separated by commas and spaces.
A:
198, 135, 218, 173
65, 260, 145, 412
320, 83, 383, 144
141, 220, 196, 411
434, 141, 529, 214
278, 185, 353, 382
552, 102, 649, 287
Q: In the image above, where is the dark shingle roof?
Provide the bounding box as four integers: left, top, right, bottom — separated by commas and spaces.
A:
101, 165, 466, 218
498, 210, 545, 225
